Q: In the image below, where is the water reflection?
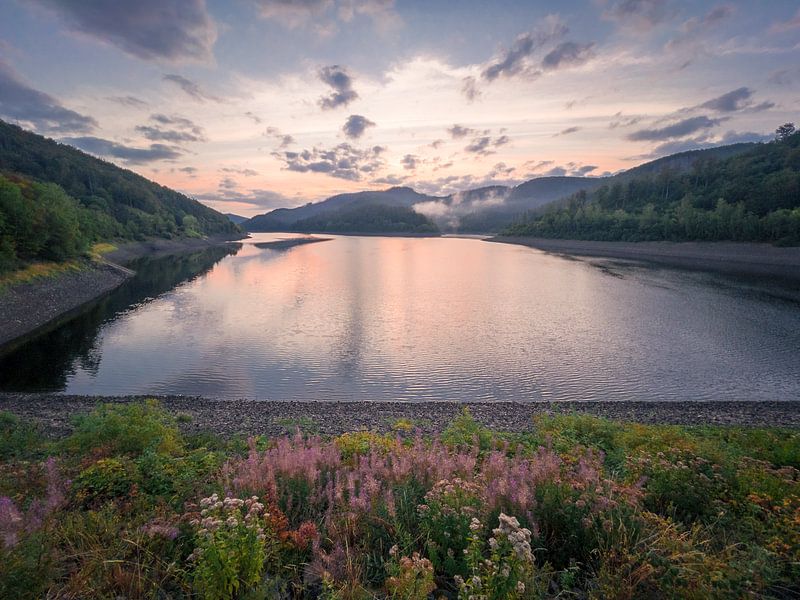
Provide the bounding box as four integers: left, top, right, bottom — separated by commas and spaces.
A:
0, 234, 798, 401
0, 244, 239, 390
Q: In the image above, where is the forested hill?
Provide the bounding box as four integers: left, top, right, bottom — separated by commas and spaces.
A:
289, 203, 439, 235
502, 127, 800, 245
0, 120, 238, 239
0, 120, 239, 273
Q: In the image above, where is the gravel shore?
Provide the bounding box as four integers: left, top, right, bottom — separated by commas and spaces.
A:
0, 261, 132, 349
490, 236, 800, 280
0, 235, 244, 352
2, 394, 798, 438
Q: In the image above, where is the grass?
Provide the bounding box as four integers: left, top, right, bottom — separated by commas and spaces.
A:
0, 259, 84, 289
0, 402, 798, 599
88, 242, 118, 259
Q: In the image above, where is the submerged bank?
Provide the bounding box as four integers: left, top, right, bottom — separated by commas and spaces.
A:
0, 235, 244, 351
2, 394, 799, 438
490, 236, 800, 280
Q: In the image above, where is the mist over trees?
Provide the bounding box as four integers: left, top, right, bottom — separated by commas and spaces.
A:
503, 126, 800, 245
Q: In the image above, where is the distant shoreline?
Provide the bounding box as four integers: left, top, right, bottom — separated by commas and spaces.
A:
0, 234, 244, 352
489, 236, 800, 281
246, 230, 441, 238
2, 394, 799, 437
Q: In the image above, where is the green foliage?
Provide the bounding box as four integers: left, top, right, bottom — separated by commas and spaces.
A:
64, 399, 183, 457
0, 411, 44, 460
335, 431, 398, 460
0, 533, 55, 600
187, 494, 271, 600
0, 120, 240, 274
291, 203, 439, 234
2, 408, 800, 598
419, 478, 484, 578
72, 457, 137, 506
458, 514, 538, 600
504, 131, 800, 244
441, 407, 494, 452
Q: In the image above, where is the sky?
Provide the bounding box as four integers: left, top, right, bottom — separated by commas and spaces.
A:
0, 0, 798, 217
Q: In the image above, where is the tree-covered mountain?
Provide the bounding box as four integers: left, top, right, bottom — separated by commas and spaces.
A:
502, 127, 800, 244
243, 186, 436, 231
0, 121, 238, 238
287, 203, 438, 234
243, 179, 601, 234
0, 120, 240, 272
243, 144, 760, 235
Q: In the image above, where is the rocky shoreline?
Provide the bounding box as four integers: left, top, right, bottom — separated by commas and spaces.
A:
489, 236, 800, 280
0, 235, 244, 352
2, 394, 798, 438
0, 261, 132, 350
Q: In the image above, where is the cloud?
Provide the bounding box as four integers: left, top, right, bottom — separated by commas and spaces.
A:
699, 87, 774, 113
273, 143, 385, 180
244, 111, 262, 124
400, 154, 419, 170
463, 132, 509, 155
608, 113, 642, 129
177, 166, 197, 175
602, 0, 676, 31
251, 0, 399, 29
252, 0, 332, 26
264, 126, 295, 148
524, 160, 597, 177
221, 167, 259, 176
769, 66, 800, 85
464, 136, 492, 154
372, 174, 408, 186
318, 65, 359, 110
162, 74, 222, 102
107, 95, 148, 108
541, 42, 595, 70
555, 126, 581, 136
0, 60, 97, 133
461, 76, 481, 102
447, 124, 475, 139
770, 8, 800, 33
430, 139, 444, 149
29, 0, 216, 63
219, 176, 238, 190
632, 130, 771, 159
681, 4, 734, 33
628, 115, 726, 141
135, 113, 206, 143
481, 15, 568, 81
63, 136, 182, 163
342, 114, 375, 139
195, 187, 300, 212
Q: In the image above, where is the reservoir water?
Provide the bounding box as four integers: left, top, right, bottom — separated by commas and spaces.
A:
1, 234, 798, 401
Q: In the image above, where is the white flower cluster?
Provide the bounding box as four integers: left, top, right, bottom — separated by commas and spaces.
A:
189, 493, 268, 542
492, 513, 533, 563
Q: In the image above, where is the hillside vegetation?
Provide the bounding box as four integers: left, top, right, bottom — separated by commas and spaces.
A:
1, 402, 798, 598
503, 127, 800, 244
0, 121, 239, 273
291, 203, 439, 234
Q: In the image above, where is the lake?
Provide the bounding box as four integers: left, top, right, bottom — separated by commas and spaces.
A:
1, 234, 799, 402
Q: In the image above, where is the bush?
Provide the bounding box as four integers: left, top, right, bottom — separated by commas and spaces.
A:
0, 411, 43, 460
65, 400, 182, 457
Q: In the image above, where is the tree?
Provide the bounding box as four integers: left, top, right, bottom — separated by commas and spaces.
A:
776, 123, 796, 142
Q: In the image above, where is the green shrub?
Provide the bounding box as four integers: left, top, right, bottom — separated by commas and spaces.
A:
0, 412, 44, 460
73, 457, 137, 506
441, 408, 494, 452
65, 400, 182, 457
